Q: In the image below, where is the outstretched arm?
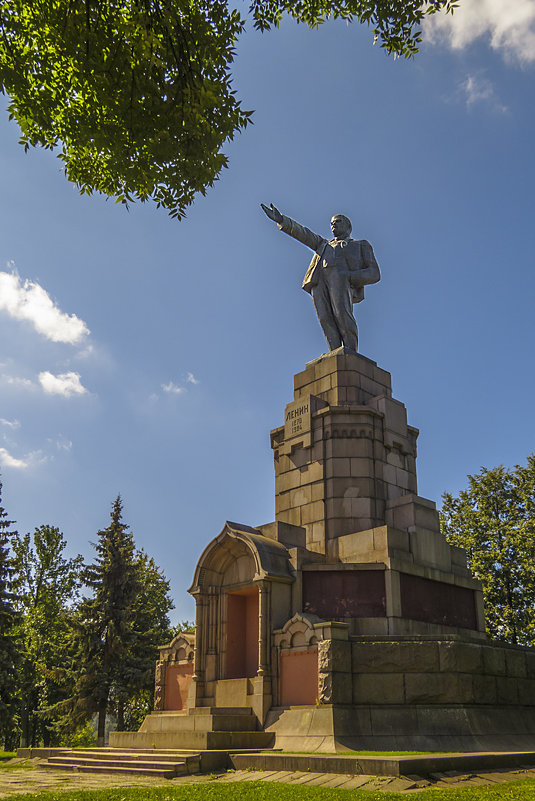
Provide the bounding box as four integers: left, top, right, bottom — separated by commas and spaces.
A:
261, 202, 283, 224
261, 202, 324, 253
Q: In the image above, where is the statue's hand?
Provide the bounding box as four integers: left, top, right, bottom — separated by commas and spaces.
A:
261, 202, 283, 224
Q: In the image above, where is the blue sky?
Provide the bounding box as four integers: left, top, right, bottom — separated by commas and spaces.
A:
1, 1, 534, 623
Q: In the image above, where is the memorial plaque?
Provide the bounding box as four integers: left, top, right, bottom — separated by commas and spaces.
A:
284, 396, 312, 441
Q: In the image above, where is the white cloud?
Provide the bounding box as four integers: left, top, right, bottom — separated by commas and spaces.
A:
460, 73, 508, 111
157, 373, 199, 399
3, 370, 89, 397
0, 269, 90, 344
425, 0, 535, 65
5, 375, 36, 390
76, 344, 95, 359
0, 447, 44, 470
49, 435, 73, 452
162, 381, 184, 395
38, 371, 88, 397
0, 448, 29, 469
0, 418, 20, 430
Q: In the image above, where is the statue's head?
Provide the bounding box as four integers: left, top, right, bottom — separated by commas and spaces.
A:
331, 214, 352, 239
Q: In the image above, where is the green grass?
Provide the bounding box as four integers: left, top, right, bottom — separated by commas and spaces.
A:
3, 780, 535, 801
261, 749, 436, 756
0, 758, 37, 771
0, 751, 16, 761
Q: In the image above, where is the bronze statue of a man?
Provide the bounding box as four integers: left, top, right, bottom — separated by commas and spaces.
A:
261, 203, 380, 353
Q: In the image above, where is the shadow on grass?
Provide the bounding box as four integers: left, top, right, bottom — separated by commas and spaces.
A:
2, 778, 535, 801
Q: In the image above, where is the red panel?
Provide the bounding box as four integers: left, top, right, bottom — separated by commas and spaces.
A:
400, 573, 477, 629
226, 588, 259, 679
303, 570, 386, 619
280, 650, 318, 706
164, 663, 193, 710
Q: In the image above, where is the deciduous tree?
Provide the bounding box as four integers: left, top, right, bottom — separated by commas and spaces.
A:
10, 526, 83, 747
0, 1, 456, 219
441, 455, 535, 646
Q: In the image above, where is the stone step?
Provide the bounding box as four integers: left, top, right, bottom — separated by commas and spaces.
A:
43, 747, 203, 779
47, 755, 192, 773
229, 750, 535, 778
110, 729, 274, 751
55, 749, 197, 764
74, 747, 202, 755
139, 713, 258, 733
189, 707, 254, 716
43, 762, 179, 779
42, 746, 203, 779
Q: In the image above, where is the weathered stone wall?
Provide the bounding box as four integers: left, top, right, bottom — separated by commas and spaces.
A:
350, 639, 535, 707
318, 639, 353, 705
308, 637, 535, 709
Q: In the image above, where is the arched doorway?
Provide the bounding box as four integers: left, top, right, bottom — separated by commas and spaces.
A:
188, 521, 294, 716
226, 586, 259, 679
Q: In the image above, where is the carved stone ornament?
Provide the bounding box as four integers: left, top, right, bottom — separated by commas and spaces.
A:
155, 660, 165, 684
154, 683, 164, 711
317, 671, 334, 705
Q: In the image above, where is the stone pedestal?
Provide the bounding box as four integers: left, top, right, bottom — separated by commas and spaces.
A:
270, 348, 485, 638
271, 349, 418, 556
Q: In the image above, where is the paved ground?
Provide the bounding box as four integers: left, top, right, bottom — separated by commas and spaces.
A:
219, 766, 535, 792
2, 758, 535, 797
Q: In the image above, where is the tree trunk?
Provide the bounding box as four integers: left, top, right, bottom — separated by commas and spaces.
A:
20, 706, 29, 749
116, 699, 125, 732
97, 703, 107, 747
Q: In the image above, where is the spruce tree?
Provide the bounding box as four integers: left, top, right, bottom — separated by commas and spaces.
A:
116, 550, 174, 731
0, 480, 20, 748
74, 495, 141, 745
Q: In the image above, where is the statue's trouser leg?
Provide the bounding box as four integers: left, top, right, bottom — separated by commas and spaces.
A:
311, 275, 343, 350
325, 269, 358, 352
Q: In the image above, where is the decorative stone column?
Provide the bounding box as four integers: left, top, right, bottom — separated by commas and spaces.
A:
205, 586, 219, 682
257, 580, 271, 676
188, 591, 208, 709
252, 580, 273, 723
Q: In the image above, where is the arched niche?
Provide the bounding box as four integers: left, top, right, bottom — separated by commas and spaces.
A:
162, 633, 195, 664
274, 613, 320, 652
155, 632, 195, 711
274, 613, 320, 707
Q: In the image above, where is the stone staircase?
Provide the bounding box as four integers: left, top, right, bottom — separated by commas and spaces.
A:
109, 707, 274, 750
43, 748, 201, 779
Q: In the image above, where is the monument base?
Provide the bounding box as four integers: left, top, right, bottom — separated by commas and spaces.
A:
122, 351, 535, 753
264, 633, 535, 752
110, 706, 273, 751
264, 704, 535, 753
